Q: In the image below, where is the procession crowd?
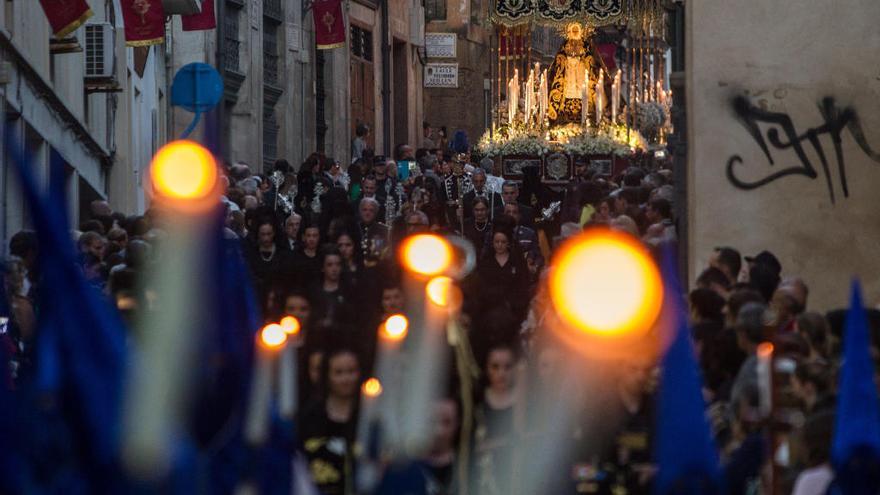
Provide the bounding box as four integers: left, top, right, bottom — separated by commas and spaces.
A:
2, 123, 875, 494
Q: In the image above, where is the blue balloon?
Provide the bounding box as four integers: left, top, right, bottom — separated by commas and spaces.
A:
171, 62, 223, 113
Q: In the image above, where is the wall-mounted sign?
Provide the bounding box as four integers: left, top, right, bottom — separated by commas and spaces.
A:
425, 33, 457, 58
424, 63, 459, 88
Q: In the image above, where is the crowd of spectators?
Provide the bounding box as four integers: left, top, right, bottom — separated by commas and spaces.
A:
2, 135, 875, 494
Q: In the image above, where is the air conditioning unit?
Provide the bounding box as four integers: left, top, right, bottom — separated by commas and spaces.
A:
410, 4, 425, 47
84, 23, 115, 79
162, 0, 203, 15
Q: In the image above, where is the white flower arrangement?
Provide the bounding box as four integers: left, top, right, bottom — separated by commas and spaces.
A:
477, 123, 549, 157
477, 122, 643, 158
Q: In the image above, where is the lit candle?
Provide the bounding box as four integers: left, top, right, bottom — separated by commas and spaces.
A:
355, 376, 386, 493
278, 316, 302, 419
245, 324, 287, 445
756, 342, 773, 419
122, 141, 221, 478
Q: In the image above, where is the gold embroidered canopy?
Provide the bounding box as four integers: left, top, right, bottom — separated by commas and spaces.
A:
491, 0, 663, 27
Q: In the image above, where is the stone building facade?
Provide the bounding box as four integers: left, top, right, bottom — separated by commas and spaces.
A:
0, 0, 166, 250
170, 0, 425, 170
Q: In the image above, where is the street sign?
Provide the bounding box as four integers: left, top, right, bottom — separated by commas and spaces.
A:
170, 62, 223, 138
425, 33, 456, 58
171, 62, 223, 113
424, 63, 458, 88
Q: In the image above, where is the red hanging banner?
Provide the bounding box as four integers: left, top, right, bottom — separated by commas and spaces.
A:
313, 0, 345, 50
39, 0, 93, 39
182, 0, 216, 32
120, 0, 166, 46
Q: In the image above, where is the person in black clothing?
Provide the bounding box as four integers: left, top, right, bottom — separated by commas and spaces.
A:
335, 232, 363, 290
245, 218, 292, 304
298, 347, 362, 495
475, 228, 530, 322
309, 247, 355, 338
500, 182, 535, 229
463, 169, 503, 221
462, 197, 493, 257
292, 223, 322, 281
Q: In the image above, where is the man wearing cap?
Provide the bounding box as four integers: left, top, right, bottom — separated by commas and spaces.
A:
440, 153, 474, 228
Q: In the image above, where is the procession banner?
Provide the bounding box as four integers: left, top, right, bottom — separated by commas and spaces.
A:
182, 0, 216, 31
120, 0, 166, 46
39, 0, 93, 38
313, 0, 345, 49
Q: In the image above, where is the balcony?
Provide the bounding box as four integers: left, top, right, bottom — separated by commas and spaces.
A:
263, 0, 283, 22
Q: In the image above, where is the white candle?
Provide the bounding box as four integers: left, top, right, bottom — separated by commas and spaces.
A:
508, 69, 519, 125
244, 324, 287, 445
756, 342, 773, 419
595, 70, 605, 126
278, 316, 302, 419
581, 68, 590, 127
539, 70, 548, 126
612, 70, 621, 123
122, 141, 221, 479
524, 69, 534, 124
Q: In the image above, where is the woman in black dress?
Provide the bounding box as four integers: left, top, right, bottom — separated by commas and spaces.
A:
474, 228, 530, 323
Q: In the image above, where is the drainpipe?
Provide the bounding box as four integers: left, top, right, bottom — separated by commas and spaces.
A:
380, 0, 391, 156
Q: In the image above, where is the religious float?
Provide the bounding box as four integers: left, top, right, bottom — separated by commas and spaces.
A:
475, 0, 673, 183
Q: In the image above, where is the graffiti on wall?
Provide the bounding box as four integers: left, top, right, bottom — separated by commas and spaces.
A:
726, 96, 880, 204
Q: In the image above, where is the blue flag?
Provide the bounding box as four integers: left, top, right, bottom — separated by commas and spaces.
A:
829, 280, 880, 494
653, 250, 721, 495
4, 130, 128, 489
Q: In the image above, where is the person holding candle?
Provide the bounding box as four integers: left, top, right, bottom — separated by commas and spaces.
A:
298, 347, 363, 494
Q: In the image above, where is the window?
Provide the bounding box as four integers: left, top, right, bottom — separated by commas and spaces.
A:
263, 21, 279, 84
470, 0, 481, 25
350, 25, 373, 62
425, 0, 446, 21
223, 7, 241, 72
263, 114, 278, 168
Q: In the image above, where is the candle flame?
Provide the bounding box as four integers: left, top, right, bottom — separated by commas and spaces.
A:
280, 316, 301, 335
381, 314, 409, 341
259, 323, 287, 349
400, 234, 453, 276
362, 377, 383, 398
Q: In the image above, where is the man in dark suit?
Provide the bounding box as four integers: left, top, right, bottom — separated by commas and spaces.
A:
501, 181, 536, 229
503, 202, 543, 269
463, 169, 504, 221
